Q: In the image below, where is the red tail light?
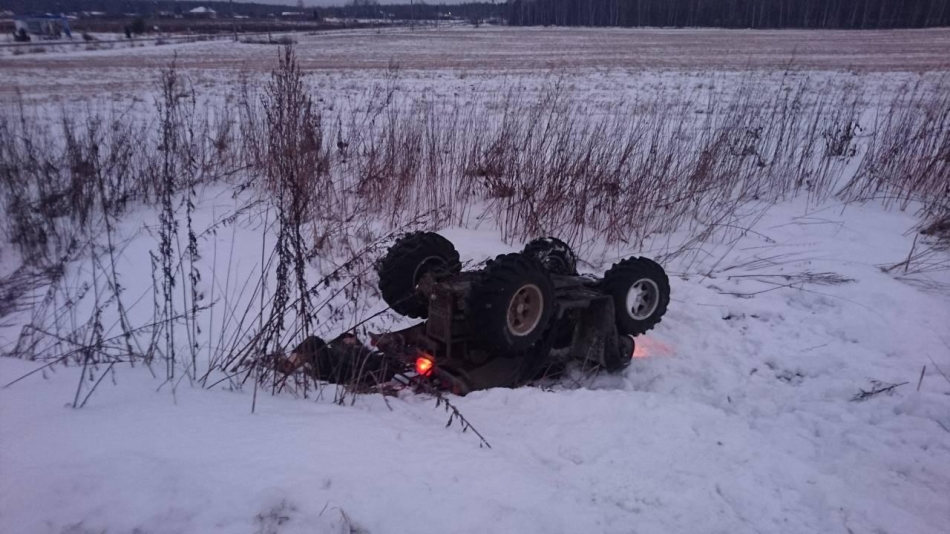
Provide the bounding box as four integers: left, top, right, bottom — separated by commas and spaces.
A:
415, 355, 434, 377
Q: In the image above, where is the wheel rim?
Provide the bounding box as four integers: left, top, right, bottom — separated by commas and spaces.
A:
625, 278, 660, 320
507, 284, 544, 336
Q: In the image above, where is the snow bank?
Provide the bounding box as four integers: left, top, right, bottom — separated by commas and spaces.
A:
2, 198, 949, 534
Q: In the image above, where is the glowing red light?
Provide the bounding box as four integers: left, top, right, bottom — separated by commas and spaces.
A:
415, 356, 435, 377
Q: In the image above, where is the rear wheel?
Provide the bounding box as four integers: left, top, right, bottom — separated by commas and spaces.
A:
522, 237, 578, 275
601, 257, 670, 336
377, 232, 461, 318
467, 254, 555, 353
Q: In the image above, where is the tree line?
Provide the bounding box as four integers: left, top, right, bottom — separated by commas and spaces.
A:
507, 0, 950, 28
9, 0, 947, 29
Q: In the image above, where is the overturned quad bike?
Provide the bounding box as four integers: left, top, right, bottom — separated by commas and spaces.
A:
281, 233, 671, 395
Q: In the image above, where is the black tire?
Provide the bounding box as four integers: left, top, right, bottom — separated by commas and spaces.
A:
522, 237, 578, 275
601, 257, 670, 336
467, 254, 555, 353
377, 232, 461, 318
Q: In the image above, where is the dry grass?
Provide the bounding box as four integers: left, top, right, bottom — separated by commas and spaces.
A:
3, 47, 947, 275
839, 76, 950, 214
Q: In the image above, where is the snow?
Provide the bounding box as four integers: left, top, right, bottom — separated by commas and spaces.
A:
1, 26, 950, 534
2, 195, 949, 534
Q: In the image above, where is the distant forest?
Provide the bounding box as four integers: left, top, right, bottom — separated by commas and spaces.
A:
507, 0, 950, 28
4, 0, 948, 29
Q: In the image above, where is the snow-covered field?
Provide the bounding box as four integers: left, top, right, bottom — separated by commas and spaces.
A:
1, 26, 949, 534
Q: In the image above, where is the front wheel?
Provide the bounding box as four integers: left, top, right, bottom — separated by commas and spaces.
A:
601, 257, 670, 336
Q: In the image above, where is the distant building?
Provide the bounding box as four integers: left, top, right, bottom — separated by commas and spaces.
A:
186, 7, 217, 19
13, 14, 72, 40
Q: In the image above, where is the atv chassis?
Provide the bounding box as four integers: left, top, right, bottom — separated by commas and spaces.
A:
285, 234, 671, 395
